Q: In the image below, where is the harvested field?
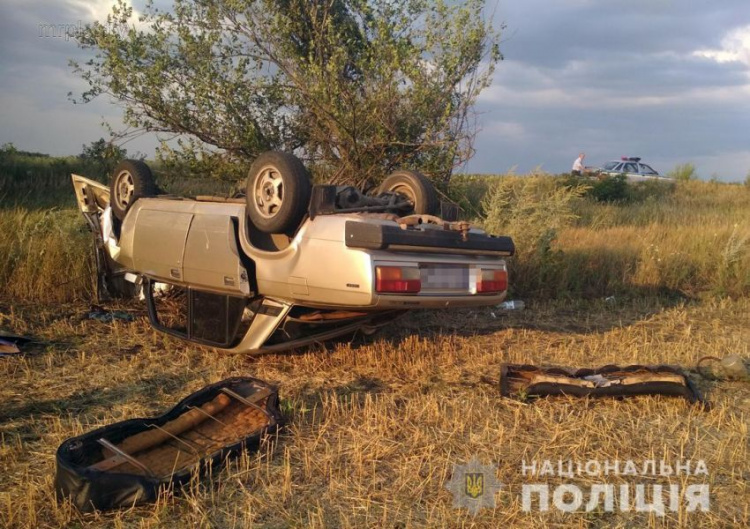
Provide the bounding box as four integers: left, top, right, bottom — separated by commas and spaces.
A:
2, 164, 749, 527
1, 297, 748, 527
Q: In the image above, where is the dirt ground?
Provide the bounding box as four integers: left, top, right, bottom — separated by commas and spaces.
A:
1, 297, 748, 528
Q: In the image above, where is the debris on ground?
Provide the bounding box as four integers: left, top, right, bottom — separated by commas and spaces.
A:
55, 377, 282, 512
696, 355, 750, 381
498, 300, 525, 310
498, 363, 706, 406
85, 305, 135, 323
0, 333, 33, 357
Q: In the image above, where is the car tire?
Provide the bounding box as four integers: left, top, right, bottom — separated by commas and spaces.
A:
110, 159, 157, 221
378, 169, 439, 216
246, 151, 312, 234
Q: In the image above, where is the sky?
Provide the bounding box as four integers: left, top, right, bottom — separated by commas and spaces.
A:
0, 0, 749, 181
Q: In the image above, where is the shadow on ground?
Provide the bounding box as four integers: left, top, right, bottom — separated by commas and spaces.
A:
337, 291, 693, 350
0, 372, 190, 434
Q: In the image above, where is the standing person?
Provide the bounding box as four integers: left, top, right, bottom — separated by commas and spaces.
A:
571, 153, 585, 176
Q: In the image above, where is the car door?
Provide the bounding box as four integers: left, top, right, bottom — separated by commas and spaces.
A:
601, 162, 619, 176
638, 164, 659, 177
130, 207, 193, 282
183, 214, 250, 295
621, 162, 638, 179
623, 162, 647, 182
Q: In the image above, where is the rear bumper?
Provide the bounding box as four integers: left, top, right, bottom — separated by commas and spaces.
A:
370, 291, 507, 309
345, 221, 515, 256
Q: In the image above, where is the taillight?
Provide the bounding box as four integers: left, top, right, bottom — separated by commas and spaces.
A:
375, 266, 421, 293
476, 268, 507, 293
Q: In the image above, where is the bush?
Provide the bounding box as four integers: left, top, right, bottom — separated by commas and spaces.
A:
79, 138, 128, 179
668, 163, 697, 181
589, 174, 629, 202
560, 173, 675, 205
446, 174, 494, 219
482, 174, 587, 296
155, 139, 247, 183
482, 175, 585, 244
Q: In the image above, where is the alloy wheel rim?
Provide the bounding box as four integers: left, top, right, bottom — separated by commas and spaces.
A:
254, 168, 284, 218
114, 171, 135, 210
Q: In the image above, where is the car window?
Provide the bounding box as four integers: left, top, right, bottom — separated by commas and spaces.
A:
150, 283, 188, 336
603, 162, 619, 170
623, 163, 637, 173
639, 164, 658, 175
190, 290, 246, 346
147, 282, 247, 346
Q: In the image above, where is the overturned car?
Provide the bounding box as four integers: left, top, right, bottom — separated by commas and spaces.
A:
72, 152, 514, 354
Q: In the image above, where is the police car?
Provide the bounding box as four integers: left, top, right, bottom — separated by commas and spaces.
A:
597, 157, 673, 183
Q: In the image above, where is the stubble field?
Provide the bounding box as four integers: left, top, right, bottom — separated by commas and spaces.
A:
1, 161, 749, 527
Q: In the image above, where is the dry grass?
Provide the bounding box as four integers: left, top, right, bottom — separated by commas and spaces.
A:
550, 181, 750, 299
0, 208, 96, 303
1, 297, 748, 528
2, 169, 749, 303
479, 178, 750, 298
1, 167, 749, 527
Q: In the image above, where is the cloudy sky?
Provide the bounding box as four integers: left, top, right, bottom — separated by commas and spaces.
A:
1, 0, 749, 180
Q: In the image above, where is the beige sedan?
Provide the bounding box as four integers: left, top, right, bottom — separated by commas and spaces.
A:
72, 153, 513, 354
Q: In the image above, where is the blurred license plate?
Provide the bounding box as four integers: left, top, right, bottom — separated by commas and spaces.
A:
420, 264, 469, 291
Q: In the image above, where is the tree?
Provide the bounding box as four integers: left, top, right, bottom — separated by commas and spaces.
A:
0, 143, 18, 162
72, 0, 501, 186
79, 138, 128, 177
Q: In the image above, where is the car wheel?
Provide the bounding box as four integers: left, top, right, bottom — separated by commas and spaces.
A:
246, 151, 312, 234
378, 169, 439, 216
110, 159, 157, 221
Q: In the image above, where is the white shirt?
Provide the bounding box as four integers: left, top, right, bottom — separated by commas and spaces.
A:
572, 156, 584, 171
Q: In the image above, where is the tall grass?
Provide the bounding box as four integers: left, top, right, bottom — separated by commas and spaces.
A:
0, 159, 86, 209
1, 158, 749, 304
477, 175, 750, 299
481, 174, 588, 297
0, 208, 95, 303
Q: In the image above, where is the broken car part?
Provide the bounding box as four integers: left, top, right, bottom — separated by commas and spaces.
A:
499, 364, 706, 406
85, 305, 135, 323
0, 333, 33, 356
55, 377, 281, 512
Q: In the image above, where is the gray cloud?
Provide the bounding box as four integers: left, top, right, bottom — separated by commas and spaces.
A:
498, 0, 750, 66
0, 1, 748, 180
468, 0, 750, 180
0, 1, 159, 156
